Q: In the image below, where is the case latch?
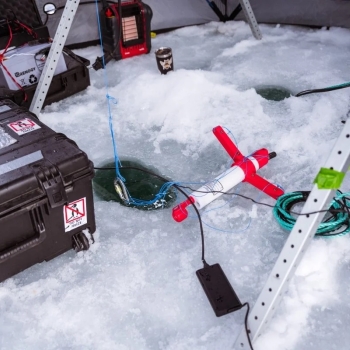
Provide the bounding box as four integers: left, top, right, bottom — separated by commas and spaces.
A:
35, 165, 68, 208
42, 175, 67, 208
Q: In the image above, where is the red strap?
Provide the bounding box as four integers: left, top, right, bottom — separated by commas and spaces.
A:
2, 20, 13, 54
0, 17, 50, 104
0, 21, 28, 102
14, 19, 37, 39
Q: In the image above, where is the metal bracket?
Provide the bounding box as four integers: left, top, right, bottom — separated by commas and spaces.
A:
234, 121, 350, 348
29, 0, 81, 115
239, 0, 262, 40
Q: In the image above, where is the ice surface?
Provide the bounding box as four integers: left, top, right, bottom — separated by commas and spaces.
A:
1, 20, 350, 350
0, 126, 16, 149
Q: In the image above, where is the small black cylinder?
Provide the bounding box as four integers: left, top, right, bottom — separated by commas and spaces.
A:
155, 47, 174, 75
269, 152, 277, 159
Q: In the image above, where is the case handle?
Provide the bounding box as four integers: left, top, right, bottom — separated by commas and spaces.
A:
0, 207, 47, 263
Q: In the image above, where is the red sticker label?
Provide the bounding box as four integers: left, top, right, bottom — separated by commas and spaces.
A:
63, 197, 87, 232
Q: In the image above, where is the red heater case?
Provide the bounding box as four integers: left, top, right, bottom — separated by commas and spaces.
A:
93, 0, 153, 70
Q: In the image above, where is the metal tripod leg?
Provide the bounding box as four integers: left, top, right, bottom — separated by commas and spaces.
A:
234, 120, 350, 349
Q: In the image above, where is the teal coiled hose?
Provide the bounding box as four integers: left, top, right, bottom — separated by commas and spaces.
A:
273, 191, 350, 237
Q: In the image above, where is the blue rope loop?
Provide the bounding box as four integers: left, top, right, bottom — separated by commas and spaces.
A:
107, 94, 118, 104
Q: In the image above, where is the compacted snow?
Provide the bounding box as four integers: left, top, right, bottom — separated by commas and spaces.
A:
1, 19, 350, 350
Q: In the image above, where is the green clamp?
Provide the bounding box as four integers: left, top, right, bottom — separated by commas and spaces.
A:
313, 167, 345, 189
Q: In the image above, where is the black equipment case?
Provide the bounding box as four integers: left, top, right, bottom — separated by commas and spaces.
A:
0, 99, 96, 283
0, 0, 50, 50
0, 0, 90, 109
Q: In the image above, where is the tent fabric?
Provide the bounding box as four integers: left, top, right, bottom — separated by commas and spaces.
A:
35, 0, 218, 46
235, 0, 350, 29
35, 0, 350, 47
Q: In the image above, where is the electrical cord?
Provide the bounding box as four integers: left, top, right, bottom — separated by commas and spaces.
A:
92, 0, 123, 70
242, 302, 254, 350
94, 165, 254, 347
94, 165, 208, 264
296, 81, 350, 97
273, 191, 350, 237
94, 165, 350, 349
0, 18, 28, 102
94, 166, 350, 229
179, 185, 350, 219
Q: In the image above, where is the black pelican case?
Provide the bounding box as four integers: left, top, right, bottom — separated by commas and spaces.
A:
0, 0, 90, 110
0, 99, 96, 282
0, 0, 50, 50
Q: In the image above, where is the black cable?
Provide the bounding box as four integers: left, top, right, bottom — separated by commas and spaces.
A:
273, 190, 350, 236
176, 184, 207, 265
242, 302, 254, 350
43, 14, 49, 26
94, 165, 349, 349
93, 165, 349, 275
178, 185, 350, 218
94, 166, 350, 221
94, 166, 208, 265
95, 165, 255, 346
295, 82, 350, 97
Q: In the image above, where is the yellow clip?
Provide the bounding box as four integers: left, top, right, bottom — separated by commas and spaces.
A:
151, 32, 157, 39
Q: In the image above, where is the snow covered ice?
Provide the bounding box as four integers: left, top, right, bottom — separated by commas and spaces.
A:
1, 20, 350, 350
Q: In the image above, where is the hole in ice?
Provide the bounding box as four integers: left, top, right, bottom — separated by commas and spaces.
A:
254, 85, 292, 101
93, 159, 177, 210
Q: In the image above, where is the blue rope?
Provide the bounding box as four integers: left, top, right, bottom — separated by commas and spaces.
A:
203, 182, 242, 215
201, 217, 252, 234
95, 0, 124, 181
222, 126, 239, 146
94, 0, 181, 208
89, 26, 266, 220
127, 181, 179, 207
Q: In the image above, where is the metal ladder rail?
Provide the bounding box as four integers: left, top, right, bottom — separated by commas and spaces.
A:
234, 120, 350, 349
239, 0, 262, 40
29, 0, 81, 114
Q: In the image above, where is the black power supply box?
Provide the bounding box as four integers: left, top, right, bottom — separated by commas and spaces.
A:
196, 263, 242, 317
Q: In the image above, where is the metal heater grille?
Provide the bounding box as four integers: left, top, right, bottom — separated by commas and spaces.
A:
122, 16, 139, 42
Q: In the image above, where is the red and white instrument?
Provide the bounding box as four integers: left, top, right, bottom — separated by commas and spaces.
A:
172, 126, 284, 222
